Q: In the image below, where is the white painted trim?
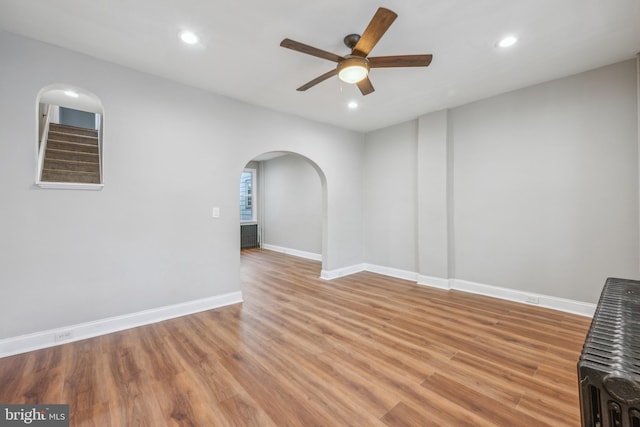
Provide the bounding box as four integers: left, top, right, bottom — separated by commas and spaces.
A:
322, 263, 417, 282
417, 274, 451, 290
36, 104, 51, 183
35, 182, 104, 190
326, 262, 595, 317
0, 291, 243, 358
365, 264, 418, 282
262, 244, 322, 261
448, 279, 595, 317
321, 263, 366, 280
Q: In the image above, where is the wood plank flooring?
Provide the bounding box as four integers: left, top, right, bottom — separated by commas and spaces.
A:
0, 249, 592, 426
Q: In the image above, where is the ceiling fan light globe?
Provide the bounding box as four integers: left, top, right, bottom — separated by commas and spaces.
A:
337, 56, 370, 84
339, 66, 368, 83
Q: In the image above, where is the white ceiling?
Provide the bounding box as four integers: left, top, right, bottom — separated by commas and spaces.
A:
1, 0, 638, 132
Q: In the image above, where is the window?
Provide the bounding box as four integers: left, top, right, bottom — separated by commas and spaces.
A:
240, 168, 256, 222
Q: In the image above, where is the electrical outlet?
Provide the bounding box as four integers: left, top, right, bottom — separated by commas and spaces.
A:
525, 295, 540, 304
54, 330, 74, 343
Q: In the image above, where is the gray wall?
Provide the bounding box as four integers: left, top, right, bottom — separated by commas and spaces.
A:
363, 59, 639, 303
364, 121, 418, 272
0, 31, 364, 339
417, 110, 450, 280
261, 154, 322, 254
451, 59, 638, 302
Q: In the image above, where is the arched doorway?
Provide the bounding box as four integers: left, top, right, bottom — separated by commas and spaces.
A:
239, 151, 328, 272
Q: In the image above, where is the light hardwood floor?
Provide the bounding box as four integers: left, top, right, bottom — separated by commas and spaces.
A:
0, 249, 592, 426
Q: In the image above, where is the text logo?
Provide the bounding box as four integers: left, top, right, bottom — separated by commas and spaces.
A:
0, 405, 68, 427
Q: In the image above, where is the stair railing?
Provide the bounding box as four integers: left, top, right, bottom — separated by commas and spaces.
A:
36, 104, 51, 183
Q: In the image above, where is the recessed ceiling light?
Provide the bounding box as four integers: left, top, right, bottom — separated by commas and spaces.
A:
64, 90, 79, 98
497, 35, 518, 48
179, 30, 199, 45
347, 101, 358, 109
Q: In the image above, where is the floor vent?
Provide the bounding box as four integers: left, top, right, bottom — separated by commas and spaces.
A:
241, 224, 259, 249
578, 277, 640, 427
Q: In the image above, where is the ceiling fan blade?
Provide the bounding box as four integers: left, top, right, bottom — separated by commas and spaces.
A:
297, 69, 338, 91
352, 7, 398, 57
356, 77, 375, 96
280, 38, 344, 63
369, 54, 433, 68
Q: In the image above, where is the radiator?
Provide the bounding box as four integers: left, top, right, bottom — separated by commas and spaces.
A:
240, 223, 259, 249
578, 277, 640, 427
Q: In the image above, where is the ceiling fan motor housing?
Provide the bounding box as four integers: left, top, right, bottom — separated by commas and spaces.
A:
343, 33, 361, 50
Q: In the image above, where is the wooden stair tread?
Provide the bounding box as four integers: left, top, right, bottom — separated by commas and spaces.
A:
47, 141, 99, 154
44, 158, 99, 166
49, 123, 98, 137
41, 170, 101, 184
48, 138, 97, 145
47, 148, 98, 156
43, 168, 99, 176
49, 122, 95, 130
47, 134, 98, 145
49, 130, 98, 141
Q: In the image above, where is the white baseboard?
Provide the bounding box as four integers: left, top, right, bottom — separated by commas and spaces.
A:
321, 263, 417, 281
321, 263, 366, 280
322, 262, 595, 317
0, 291, 243, 358
261, 244, 322, 261
417, 274, 451, 290
365, 264, 418, 282
448, 279, 596, 317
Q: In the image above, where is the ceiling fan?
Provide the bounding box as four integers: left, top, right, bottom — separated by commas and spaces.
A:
280, 7, 433, 96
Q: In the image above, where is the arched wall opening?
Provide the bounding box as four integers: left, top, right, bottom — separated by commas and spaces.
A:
239, 150, 328, 273
35, 83, 104, 188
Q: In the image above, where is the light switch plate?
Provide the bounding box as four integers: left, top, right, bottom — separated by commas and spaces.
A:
212, 207, 220, 218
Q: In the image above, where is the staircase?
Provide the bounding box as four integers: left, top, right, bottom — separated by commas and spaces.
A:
41, 123, 101, 184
